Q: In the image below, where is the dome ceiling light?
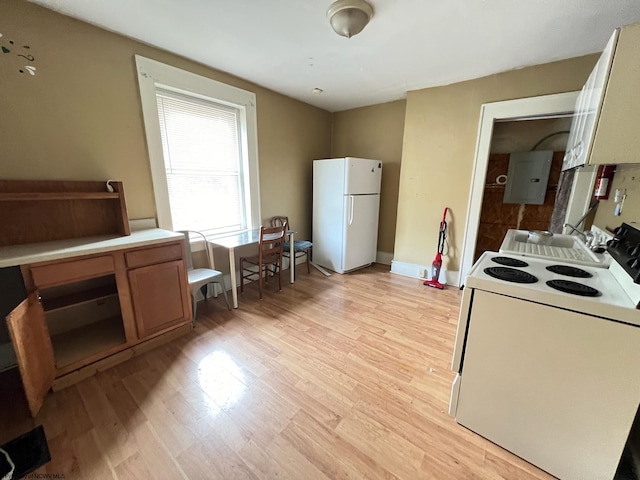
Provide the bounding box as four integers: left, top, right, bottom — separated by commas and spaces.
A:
327, 0, 374, 39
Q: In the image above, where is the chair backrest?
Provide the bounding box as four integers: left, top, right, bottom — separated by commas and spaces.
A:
177, 230, 211, 270
259, 225, 285, 262
271, 216, 289, 230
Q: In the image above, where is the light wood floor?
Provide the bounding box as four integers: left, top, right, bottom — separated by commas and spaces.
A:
17, 264, 554, 479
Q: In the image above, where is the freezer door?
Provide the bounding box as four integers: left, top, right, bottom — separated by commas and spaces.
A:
342, 194, 380, 272
344, 158, 382, 195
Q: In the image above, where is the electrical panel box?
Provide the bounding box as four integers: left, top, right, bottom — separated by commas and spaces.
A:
503, 151, 553, 205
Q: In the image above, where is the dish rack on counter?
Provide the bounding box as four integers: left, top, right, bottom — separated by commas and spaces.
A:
499, 229, 609, 267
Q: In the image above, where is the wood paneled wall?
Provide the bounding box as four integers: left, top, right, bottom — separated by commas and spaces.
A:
474, 152, 564, 260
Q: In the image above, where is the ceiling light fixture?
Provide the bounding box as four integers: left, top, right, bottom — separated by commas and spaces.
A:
327, 0, 373, 39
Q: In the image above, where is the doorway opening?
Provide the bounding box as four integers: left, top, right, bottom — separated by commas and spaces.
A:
474, 117, 572, 260
459, 91, 598, 282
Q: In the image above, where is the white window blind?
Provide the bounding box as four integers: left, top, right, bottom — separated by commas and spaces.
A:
156, 88, 246, 235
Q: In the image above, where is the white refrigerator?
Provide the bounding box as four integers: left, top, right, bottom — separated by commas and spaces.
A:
312, 157, 382, 274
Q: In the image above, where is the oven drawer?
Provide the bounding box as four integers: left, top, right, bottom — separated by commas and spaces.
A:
455, 289, 640, 480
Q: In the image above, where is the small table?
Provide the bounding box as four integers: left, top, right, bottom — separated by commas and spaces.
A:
208, 229, 295, 308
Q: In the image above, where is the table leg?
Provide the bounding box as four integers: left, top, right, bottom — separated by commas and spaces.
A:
290, 232, 295, 284
229, 247, 238, 308
207, 242, 218, 298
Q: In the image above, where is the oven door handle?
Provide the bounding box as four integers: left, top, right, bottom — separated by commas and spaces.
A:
449, 373, 462, 417
451, 287, 473, 373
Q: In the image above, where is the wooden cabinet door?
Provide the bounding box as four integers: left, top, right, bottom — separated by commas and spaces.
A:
6, 292, 55, 417
128, 260, 190, 339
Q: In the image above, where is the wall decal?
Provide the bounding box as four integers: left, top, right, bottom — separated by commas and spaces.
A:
0, 32, 37, 75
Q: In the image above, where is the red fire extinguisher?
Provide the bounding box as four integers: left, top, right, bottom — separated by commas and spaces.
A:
594, 165, 616, 200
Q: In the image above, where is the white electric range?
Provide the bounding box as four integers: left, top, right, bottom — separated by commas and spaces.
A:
449, 225, 640, 480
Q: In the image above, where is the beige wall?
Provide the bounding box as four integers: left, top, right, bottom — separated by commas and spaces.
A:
593, 164, 640, 232
331, 100, 406, 256
490, 117, 572, 154
3, 0, 619, 276
0, 0, 331, 250
395, 54, 599, 274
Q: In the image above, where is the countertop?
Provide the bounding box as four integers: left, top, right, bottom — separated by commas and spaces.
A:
0, 229, 184, 268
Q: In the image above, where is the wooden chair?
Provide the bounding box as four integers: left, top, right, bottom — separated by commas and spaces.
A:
179, 231, 231, 323
239, 225, 286, 299
271, 216, 312, 274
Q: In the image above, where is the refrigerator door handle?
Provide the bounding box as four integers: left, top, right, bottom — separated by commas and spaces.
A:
348, 195, 355, 225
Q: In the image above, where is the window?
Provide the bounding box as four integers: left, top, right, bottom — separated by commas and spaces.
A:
135, 55, 260, 235
156, 89, 246, 234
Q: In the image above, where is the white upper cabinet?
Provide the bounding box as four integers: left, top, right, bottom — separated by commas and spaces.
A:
563, 23, 640, 170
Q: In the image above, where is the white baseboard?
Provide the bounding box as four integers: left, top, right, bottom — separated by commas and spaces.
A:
390, 260, 460, 287
376, 251, 393, 266
390, 260, 430, 279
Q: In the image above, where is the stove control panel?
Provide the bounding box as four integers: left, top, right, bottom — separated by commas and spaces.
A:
607, 223, 640, 283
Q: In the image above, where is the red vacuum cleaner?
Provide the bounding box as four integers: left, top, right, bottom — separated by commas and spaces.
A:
423, 207, 449, 289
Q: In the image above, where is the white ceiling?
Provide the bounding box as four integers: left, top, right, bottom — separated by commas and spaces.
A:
29, 0, 640, 112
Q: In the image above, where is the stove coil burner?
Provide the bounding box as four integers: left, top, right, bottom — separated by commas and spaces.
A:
490, 256, 529, 268
545, 265, 592, 278
484, 267, 538, 284
546, 280, 601, 297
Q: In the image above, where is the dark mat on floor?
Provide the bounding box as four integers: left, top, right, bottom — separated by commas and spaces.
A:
0, 425, 50, 479
616, 445, 639, 480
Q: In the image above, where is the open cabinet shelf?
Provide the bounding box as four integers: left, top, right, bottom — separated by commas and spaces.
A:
38, 274, 127, 372
5, 231, 192, 417
51, 315, 126, 370
0, 179, 130, 247
42, 284, 118, 312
